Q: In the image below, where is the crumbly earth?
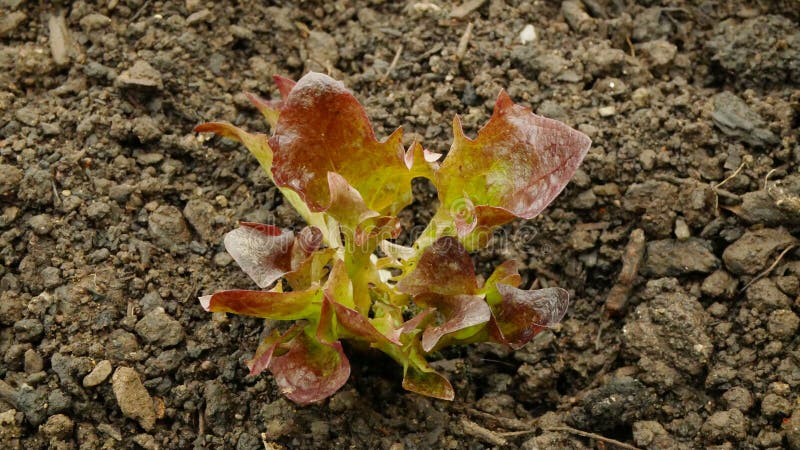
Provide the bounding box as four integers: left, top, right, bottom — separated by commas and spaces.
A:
1, 1, 799, 449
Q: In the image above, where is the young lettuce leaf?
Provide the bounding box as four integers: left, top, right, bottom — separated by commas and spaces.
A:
195, 72, 590, 405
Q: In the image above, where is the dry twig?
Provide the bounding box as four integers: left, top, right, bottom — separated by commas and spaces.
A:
467, 408, 532, 431
740, 244, 796, 292
381, 44, 404, 82
460, 417, 508, 446
450, 0, 486, 19
455, 22, 474, 60
605, 228, 645, 315
546, 426, 643, 450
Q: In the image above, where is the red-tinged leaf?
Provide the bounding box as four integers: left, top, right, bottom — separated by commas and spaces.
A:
194, 122, 273, 170
379, 240, 416, 263
436, 90, 591, 236
273, 74, 296, 99
269, 330, 350, 405
244, 92, 281, 128
247, 323, 304, 376
269, 72, 412, 215
284, 248, 336, 291
243, 75, 297, 128
317, 292, 336, 344
199, 287, 322, 320
329, 296, 402, 346
396, 236, 478, 296
415, 294, 491, 352
291, 226, 323, 269
489, 285, 570, 349
401, 349, 454, 401
325, 172, 380, 228
354, 216, 401, 248
224, 225, 295, 289
483, 260, 522, 290
239, 221, 283, 236
398, 307, 436, 337
295, 226, 323, 255
404, 141, 441, 179
324, 259, 354, 309
330, 298, 386, 343
481, 260, 523, 305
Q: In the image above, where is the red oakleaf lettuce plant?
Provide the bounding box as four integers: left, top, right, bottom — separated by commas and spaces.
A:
195, 73, 590, 404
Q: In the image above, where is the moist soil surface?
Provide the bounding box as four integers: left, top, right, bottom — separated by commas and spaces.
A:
2, 1, 800, 449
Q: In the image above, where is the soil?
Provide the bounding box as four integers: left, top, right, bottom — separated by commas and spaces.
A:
1, 0, 799, 449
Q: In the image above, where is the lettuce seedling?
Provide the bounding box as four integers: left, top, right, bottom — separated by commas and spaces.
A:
195, 73, 591, 404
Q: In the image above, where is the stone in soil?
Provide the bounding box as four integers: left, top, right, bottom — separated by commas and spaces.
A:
183, 199, 217, 242
568, 376, 656, 433
28, 214, 53, 235
745, 278, 793, 311
134, 307, 185, 348
116, 60, 163, 90
132, 433, 160, 450
711, 92, 779, 148
112, 367, 156, 431
632, 421, 678, 449
706, 15, 800, 87
83, 360, 113, 387
15, 384, 47, 426
623, 290, 712, 376
637, 39, 677, 73
79, 13, 111, 31
23, 349, 43, 373
701, 409, 747, 443
701, 270, 738, 299
737, 176, 800, 226
761, 393, 792, 418
106, 329, 141, 361
721, 386, 753, 412
766, 309, 799, 341
0, 164, 23, 196
722, 228, 797, 275
641, 238, 719, 277
0, 409, 22, 442
204, 380, 233, 436
148, 205, 191, 252
0, 11, 26, 37
41, 414, 73, 440
13, 318, 43, 343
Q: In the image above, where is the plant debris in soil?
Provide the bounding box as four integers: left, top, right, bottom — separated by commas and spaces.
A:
1, 1, 799, 449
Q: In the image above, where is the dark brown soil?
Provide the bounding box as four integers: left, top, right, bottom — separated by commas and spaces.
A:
1, 1, 799, 449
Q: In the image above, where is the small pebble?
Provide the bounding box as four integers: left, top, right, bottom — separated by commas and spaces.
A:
674, 218, 690, 240
599, 106, 616, 117
24, 349, 44, 373
83, 360, 113, 387
116, 60, 163, 90
722, 386, 753, 412
213, 252, 233, 267
135, 308, 185, 348
639, 149, 656, 170
40, 414, 73, 440
112, 367, 156, 430
767, 309, 799, 340
0, 11, 26, 37
14, 318, 44, 342
761, 393, 792, 418
519, 24, 536, 44
28, 214, 53, 235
